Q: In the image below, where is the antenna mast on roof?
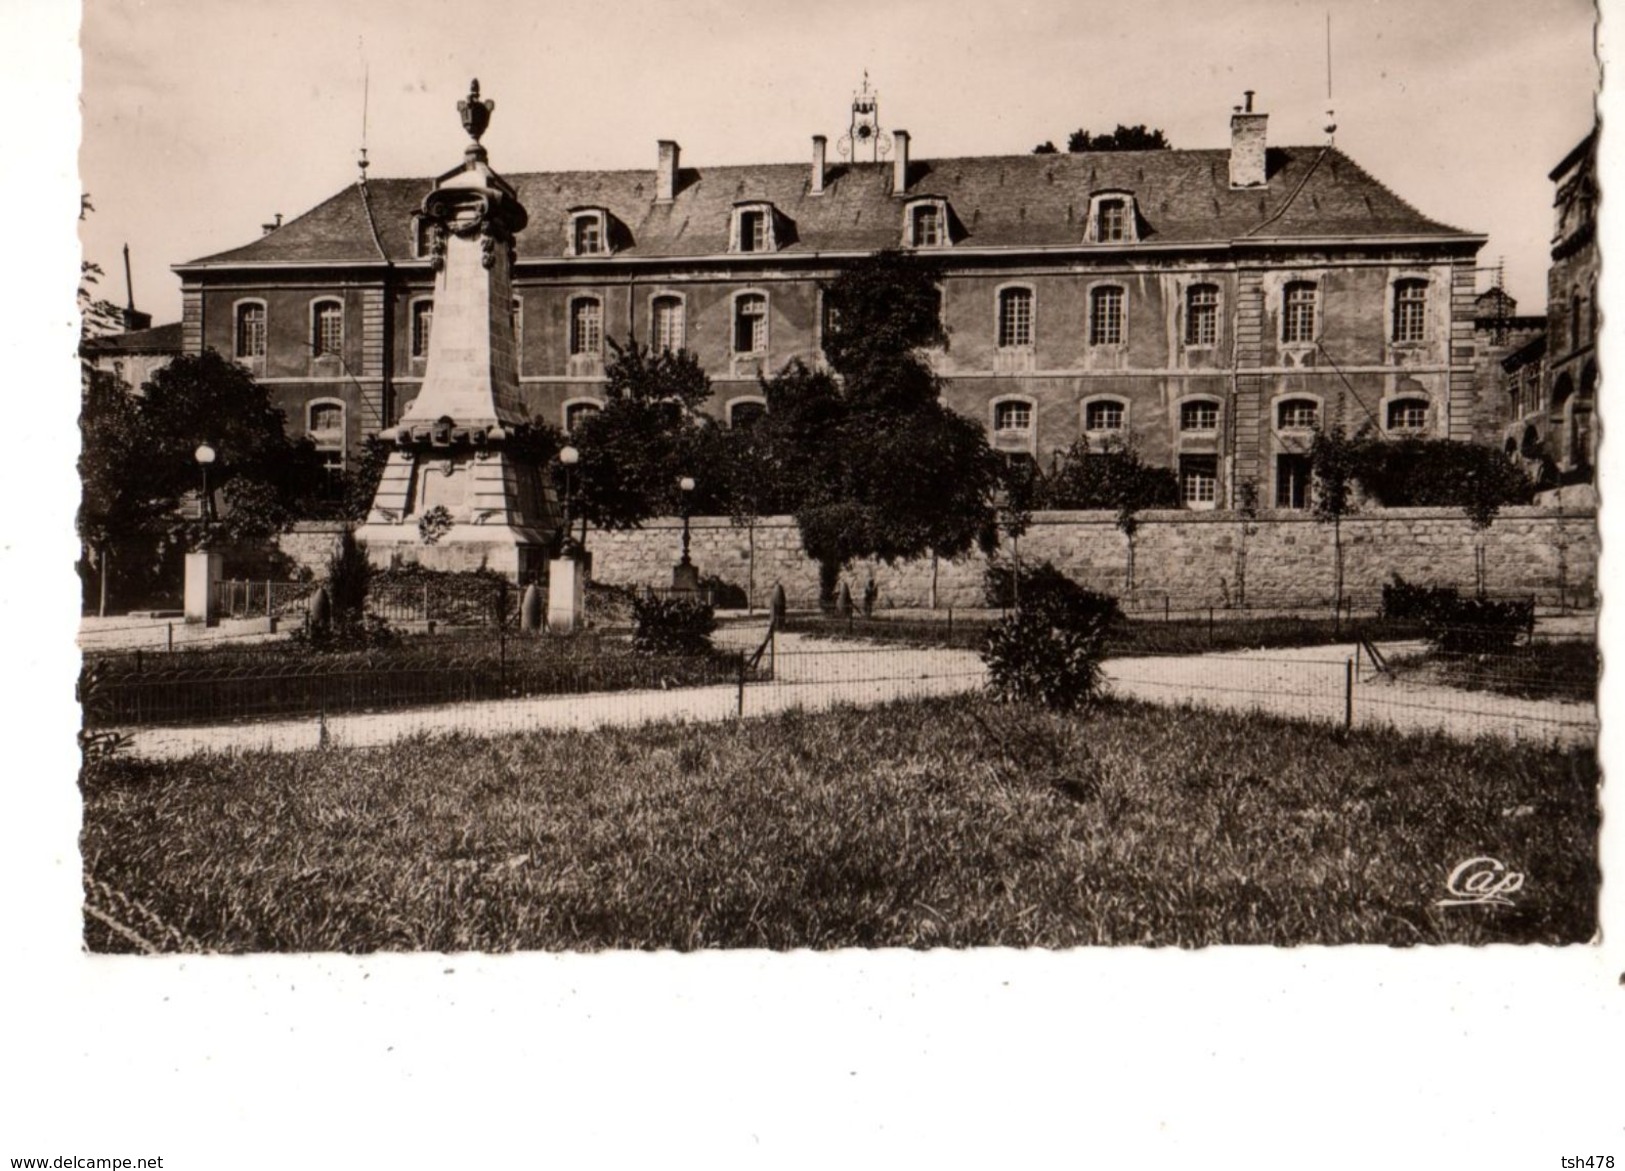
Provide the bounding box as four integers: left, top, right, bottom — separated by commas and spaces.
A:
1323, 12, 1337, 144
356, 41, 371, 183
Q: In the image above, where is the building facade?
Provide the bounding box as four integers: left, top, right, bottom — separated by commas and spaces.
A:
173, 91, 1489, 513
1541, 127, 1598, 482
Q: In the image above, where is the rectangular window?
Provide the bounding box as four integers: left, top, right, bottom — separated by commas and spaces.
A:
1186, 285, 1219, 346
1090, 286, 1124, 346
1276, 454, 1311, 509
994, 401, 1033, 432
913, 205, 941, 247
411, 302, 433, 359
565, 402, 600, 432
1180, 456, 1218, 509
1181, 400, 1218, 431
313, 303, 343, 358
1393, 280, 1426, 343
1085, 400, 1124, 432
1097, 199, 1127, 241
998, 288, 1033, 348
308, 403, 345, 483
570, 299, 602, 356
235, 304, 266, 359
574, 216, 603, 255
1388, 399, 1428, 431
1283, 282, 1317, 344
1277, 399, 1318, 429
734, 294, 767, 354
653, 296, 685, 352
739, 210, 766, 253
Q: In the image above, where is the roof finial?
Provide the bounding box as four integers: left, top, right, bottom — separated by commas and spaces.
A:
458, 77, 494, 162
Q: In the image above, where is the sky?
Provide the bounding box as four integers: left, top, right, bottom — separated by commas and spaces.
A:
78, 0, 1598, 327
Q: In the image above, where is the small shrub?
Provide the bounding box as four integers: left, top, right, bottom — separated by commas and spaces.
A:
1381, 574, 1458, 623
982, 567, 1116, 710
699, 574, 748, 609
290, 612, 399, 654
1428, 595, 1534, 656
985, 561, 1121, 630
632, 593, 717, 656
982, 609, 1109, 711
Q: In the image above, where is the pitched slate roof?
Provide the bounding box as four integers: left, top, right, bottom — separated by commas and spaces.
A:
181, 145, 1476, 269
81, 321, 183, 353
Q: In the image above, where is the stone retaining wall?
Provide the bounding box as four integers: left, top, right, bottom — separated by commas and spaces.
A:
586, 507, 1598, 610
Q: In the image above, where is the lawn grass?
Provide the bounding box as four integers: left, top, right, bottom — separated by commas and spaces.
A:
81, 694, 1598, 951
1388, 638, 1598, 703
83, 631, 745, 727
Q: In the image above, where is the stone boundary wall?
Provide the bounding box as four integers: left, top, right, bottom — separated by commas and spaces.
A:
586, 508, 1598, 610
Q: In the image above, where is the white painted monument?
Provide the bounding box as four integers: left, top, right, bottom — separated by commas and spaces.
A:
357, 80, 554, 580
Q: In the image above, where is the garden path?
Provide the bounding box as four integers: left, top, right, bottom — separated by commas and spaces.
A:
105, 623, 1594, 761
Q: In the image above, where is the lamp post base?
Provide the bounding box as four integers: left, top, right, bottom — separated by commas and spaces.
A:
671, 560, 701, 595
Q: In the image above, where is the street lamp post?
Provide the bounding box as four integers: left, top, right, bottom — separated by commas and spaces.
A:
558, 445, 579, 555
186, 443, 221, 626
672, 475, 699, 595
678, 475, 696, 565
194, 443, 217, 541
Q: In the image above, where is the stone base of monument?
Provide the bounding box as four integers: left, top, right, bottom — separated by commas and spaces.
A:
355, 522, 549, 582
547, 556, 586, 632
183, 551, 222, 626
671, 561, 701, 595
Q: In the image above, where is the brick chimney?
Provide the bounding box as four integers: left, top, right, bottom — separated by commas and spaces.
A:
656, 140, 680, 202
1229, 91, 1267, 189
892, 129, 910, 194
811, 135, 827, 195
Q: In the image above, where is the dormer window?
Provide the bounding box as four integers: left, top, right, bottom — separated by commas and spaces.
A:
568, 208, 610, 257
1087, 192, 1139, 244
904, 198, 950, 248
731, 203, 779, 253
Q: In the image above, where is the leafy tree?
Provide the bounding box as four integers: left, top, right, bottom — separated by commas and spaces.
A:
569, 339, 723, 541
1355, 437, 1533, 596
1032, 141, 1059, 155
137, 350, 329, 544
1044, 437, 1179, 593
1067, 124, 1171, 152
77, 349, 329, 612
758, 251, 1001, 608
1308, 426, 1373, 618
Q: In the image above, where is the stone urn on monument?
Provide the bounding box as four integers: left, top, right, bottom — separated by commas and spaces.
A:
357, 80, 554, 581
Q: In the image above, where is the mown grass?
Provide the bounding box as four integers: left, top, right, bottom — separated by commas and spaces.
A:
782, 612, 1427, 657
1388, 638, 1598, 703
81, 695, 1598, 951
82, 632, 745, 727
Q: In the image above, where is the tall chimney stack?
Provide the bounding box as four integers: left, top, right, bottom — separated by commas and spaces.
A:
811, 135, 827, 195
656, 140, 680, 202
892, 129, 910, 194
1229, 92, 1268, 189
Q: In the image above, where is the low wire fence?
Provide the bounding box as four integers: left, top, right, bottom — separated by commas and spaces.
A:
80, 611, 1596, 762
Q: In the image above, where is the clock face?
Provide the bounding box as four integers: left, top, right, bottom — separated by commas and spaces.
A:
857, 125, 873, 141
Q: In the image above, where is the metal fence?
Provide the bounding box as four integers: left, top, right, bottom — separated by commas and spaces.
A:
81, 611, 1596, 763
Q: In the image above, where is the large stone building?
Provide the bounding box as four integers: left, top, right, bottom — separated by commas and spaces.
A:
1540, 127, 1598, 482
173, 88, 1491, 513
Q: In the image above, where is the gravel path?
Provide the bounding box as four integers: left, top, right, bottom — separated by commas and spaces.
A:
107, 628, 1595, 761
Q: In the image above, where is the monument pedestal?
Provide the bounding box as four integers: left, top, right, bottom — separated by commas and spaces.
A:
183, 551, 222, 626
548, 557, 586, 632
352, 81, 558, 582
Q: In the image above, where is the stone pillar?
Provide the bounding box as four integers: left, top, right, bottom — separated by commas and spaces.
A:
548, 557, 585, 632
183, 551, 222, 626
